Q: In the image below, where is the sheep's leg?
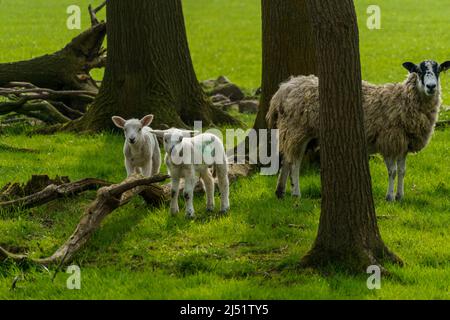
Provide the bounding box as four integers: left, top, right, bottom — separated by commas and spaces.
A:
384, 157, 397, 202
125, 159, 134, 177
396, 155, 407, 201
276, 159, 290, 199
200, 169, 215, 212
151, 148, 161, 176
183, 171, 196, 218
290, 160, 301, 197
170, 177, 180, 215
216, 165, 230, 214
142, 163, 152, 178
289, 140, 310, 197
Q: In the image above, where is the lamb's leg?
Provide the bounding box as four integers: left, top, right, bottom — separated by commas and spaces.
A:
125, 159, 134, 177
200, 169, 215, 212
170, 177, 180, 215
396, 155, 407, 201
276, 159, 290, 199
151, 148, 161, 176
384, 157, 397, 202
216, 164, 230, 214
184, 171, 196, 218
289, 140, 310, 197
142, 163, 152, 177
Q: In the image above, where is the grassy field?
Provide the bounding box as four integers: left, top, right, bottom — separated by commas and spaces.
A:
1, 0, 450, 299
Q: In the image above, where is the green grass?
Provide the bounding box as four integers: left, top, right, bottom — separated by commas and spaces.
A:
0, 0, 449, 105
1, 0, 450, 299
1, 127, 450, 299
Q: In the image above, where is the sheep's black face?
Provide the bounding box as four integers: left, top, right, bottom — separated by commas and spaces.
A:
418, 61, 439, 96
403, 60, 450, 97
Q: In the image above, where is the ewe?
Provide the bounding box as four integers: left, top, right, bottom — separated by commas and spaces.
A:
112, 114, 161, 177
150, 128, 229, 218
267, 60, 450, 201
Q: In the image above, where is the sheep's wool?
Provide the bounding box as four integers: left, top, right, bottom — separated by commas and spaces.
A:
266, 73, 441, 163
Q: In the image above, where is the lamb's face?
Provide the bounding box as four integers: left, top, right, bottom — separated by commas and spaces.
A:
162, 129, 185, 155
123, 120, 145, 145
403, 60, 450, 97
149, 128, 197, 157
112, 115, 154, 145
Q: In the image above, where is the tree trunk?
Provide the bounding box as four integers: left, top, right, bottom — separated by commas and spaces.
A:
71, 0, 236, 132
0, 24, 106, 112
300, 0, 402, 272
255, 0, 317, 130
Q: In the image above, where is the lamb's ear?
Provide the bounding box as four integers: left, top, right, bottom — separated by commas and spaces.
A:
439, 61, 450, 73
402, 62, 419, 74
148, 129, 166, 137
140, 114, 154, 127
181, 130, 200, 137
112, 116, 126, 129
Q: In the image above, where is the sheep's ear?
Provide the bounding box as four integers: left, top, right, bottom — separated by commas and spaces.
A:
439, 61, 450, 73
402, 62, 419, 74
140, 114, 154, 127
148, 129, 166, 137
112, 116, 126, 129
181, 130, 200, 137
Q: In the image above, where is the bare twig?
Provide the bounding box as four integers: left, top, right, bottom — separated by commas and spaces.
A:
89, 1, 107, 26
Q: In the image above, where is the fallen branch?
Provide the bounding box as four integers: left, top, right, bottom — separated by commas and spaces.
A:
0, 178, 112, 212
0, 99, 72, 124
0, 143, 39, 154
0, 162, 250, 267
0, 83, 97, 122
436, 120, 450, 128
0, 174, 169, 265
0, 175, 70, 201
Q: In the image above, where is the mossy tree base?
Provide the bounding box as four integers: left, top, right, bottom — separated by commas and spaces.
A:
300, 242, 403, 274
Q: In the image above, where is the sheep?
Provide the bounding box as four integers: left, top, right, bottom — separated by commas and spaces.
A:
112, 114, 161, 178
149, 128, 230, 218
267, 60, 450, 202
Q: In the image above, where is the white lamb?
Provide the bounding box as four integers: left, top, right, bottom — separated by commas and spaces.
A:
150, 128, 230, 218
112, 114, 161, 177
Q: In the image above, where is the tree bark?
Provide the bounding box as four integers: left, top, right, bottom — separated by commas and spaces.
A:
255, 0, 317, 130
300, 0, 402, 272
71, 0, 236, 132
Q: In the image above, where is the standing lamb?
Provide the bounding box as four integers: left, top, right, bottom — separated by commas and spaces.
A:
112, 114, 161, 177
267, 60, 450, 201
150, 128, 229, 218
